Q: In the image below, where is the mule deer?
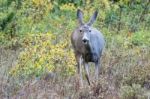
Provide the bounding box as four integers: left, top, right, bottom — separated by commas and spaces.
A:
71, 9, 105, 86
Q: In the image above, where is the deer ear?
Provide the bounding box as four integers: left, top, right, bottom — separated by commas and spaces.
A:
77, 9, 84, 25
87, 10, 98, 26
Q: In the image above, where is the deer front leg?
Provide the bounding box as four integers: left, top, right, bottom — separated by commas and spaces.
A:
75, 53, 83, 87
95, 61, 100, 81
83, 61, 90, 85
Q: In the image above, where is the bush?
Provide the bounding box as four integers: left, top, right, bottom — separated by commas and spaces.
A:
122, 64, 150, 86
120, 84, 146, 99
9, 32, 76, 79
131, 31, 150, 47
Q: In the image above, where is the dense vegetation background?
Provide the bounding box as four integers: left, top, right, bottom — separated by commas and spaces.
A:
0, 0, 150, 98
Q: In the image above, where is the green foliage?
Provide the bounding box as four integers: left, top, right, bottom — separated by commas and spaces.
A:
1, 0, 149, 37
131, 31, 150, 46
120, 84, 146, 99
10, 32, 76, 79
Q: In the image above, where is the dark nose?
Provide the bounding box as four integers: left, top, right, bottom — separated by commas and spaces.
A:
82, 39, 88, 44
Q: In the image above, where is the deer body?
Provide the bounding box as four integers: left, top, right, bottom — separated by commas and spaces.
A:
71, 9, 105, 86
72, 28, 104, 62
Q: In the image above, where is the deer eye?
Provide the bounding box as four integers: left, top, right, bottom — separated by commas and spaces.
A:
79, 30, 82, 32
89, 30, 91, 32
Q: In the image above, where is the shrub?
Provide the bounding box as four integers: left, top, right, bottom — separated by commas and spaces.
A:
9, 32, 76, 79
122, 64, 150, 86
120, 84, 146, 99
131, 31, 150, 47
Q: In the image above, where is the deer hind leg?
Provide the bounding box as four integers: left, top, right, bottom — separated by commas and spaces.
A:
75, 53, 83, 87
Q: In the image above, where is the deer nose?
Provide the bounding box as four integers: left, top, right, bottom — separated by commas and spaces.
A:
82, 39, 89, 44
